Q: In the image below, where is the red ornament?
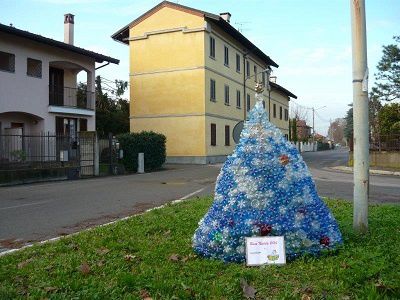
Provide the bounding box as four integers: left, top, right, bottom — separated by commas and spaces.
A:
279, 154, 290, 165
320, 236, 330, 246
228, 219, 235, 227
259, 224, 272, 236
298, 208, 306, 215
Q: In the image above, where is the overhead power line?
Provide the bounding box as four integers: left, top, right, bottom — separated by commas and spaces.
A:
314, 111, 331, 123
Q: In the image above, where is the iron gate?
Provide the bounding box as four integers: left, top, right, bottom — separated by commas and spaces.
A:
0, 132, 97, 183
76, 131, 96, 177
98, 133, 124, 176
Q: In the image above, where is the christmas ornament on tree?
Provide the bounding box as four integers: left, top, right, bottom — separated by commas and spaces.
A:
192, 83, 342, 262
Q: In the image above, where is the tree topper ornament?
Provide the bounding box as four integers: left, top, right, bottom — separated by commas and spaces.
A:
255, 82, 264, 94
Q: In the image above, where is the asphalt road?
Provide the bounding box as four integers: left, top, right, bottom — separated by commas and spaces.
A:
1, 148, 399, 251
303, 148, 400, 204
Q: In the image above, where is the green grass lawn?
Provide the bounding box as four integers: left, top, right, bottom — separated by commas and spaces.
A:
0, 198, 399, 299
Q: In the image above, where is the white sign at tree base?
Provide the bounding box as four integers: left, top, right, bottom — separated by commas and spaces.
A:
245, 236, 286, 266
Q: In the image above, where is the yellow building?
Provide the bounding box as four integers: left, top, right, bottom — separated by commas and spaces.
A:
112, 1, 297, 164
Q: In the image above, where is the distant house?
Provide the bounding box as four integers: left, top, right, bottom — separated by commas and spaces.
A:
112, 1, 297, 164
296, 119, 312, 140
314, 133, 326, 142
0, 14, 119, 137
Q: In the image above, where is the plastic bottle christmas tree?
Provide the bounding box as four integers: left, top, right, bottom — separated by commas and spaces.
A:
193, 83, 342, 262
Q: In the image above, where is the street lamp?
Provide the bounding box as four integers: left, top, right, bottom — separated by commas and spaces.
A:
265, 68, 272, 120
243, 64, 270, 120
312, 105, 327, 150
233, 65, 271, 144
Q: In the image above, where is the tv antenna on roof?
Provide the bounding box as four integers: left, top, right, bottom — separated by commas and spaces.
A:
235, 21, 250, 33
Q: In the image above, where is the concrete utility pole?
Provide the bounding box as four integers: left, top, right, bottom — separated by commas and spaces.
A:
351, 0, 369, 233
311, 106, 326, 151
312, 107, 315, 150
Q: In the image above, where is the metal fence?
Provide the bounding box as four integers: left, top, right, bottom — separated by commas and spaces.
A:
370, 134, 400, 151
0, 133, 72, 166
0, 132, 96, 183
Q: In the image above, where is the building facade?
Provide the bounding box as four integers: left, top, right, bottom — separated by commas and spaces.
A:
296, 119, 312, 141
0, 16, 119, 137
113, 1, 296, 163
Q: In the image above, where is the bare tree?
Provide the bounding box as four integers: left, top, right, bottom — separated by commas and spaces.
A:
290, 104, 309, 122
328, 118, 346, 144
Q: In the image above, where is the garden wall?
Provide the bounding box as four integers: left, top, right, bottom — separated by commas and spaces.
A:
348, 151, 400, 169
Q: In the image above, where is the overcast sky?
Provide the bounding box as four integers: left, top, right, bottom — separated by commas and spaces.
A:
2, 0, 399, 134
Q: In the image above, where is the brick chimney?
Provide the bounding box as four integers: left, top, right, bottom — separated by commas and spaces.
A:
64, 13, 74, 45
220, 12, 231, 23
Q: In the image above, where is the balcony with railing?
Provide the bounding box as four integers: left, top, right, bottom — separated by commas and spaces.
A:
49, 85, 95, 111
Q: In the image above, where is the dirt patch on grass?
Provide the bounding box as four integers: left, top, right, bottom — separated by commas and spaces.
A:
61, 202, 158, 233
0, 238, 26, 249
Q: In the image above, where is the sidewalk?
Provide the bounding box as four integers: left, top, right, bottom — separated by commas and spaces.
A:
331, 166, 400, 176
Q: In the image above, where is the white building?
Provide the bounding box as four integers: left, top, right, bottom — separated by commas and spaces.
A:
0, 14, 119, 137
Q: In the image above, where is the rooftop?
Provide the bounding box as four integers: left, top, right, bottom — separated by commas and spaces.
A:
111, 0, 278, 68
0, 23, 119, 64
270, 81, 297, 99
296, 120, 311, 127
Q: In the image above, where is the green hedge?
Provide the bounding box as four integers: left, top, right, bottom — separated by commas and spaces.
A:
317, 141, 331, 151
117, 131, 166, 172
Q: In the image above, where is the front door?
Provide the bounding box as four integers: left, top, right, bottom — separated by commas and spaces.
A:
56, 117, 77, 137
49, 67, 64, 106
56, 117, 78, 160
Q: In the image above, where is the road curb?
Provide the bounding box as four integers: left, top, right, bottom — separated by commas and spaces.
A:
331, 166, 400, 176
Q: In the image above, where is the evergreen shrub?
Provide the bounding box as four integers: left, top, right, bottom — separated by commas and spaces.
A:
117, 131, 166, 172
